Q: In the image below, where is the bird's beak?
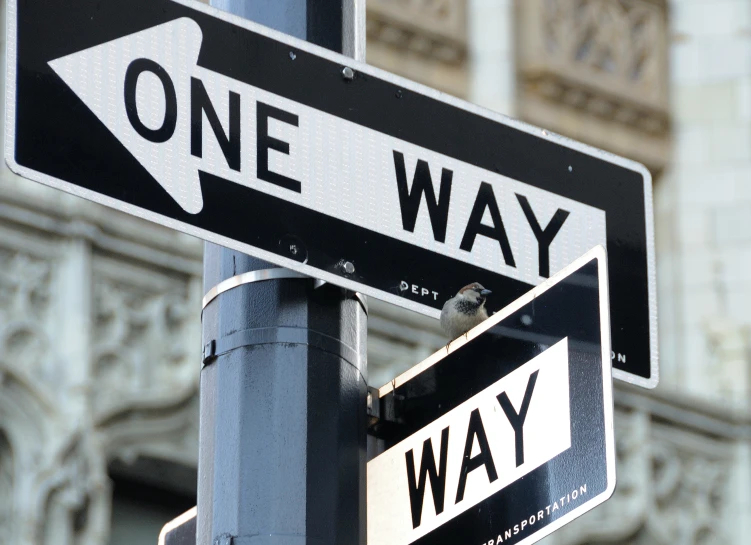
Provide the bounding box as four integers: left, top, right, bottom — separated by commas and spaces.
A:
480, 289, 492, 296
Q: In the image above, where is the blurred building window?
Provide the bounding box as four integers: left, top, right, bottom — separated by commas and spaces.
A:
108, 478, 194, 545
0, 432, 12, 545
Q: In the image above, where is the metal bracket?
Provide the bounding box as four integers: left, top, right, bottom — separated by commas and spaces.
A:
366, 385, 404, 440
202, 339, 217, 363
366, 386, 380, 428
213, 534, 233, 545
347, 290, 369, 315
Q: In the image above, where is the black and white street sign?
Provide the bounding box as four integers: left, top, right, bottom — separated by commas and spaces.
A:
368, 246, 615, 545
5, 0, 656, 387
158, 508, 196, 545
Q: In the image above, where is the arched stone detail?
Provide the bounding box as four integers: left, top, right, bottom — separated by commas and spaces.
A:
0, 366, 110, 545
36, 432, 111, 545
0, 246, 112, 545
90, 270, 199, 422
98, 391, 199, 471
90, 264, 201, 472
0, 248, 55, 389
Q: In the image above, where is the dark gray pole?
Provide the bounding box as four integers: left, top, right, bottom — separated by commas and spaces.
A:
198, 2, 367, 545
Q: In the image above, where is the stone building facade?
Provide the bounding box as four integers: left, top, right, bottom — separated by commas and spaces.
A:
1, 0, 750, 543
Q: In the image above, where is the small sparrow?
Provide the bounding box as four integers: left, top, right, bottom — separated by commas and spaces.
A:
440, 283, 492, 340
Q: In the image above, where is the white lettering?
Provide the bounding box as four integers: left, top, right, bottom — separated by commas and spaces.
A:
401, 282, 438, 300
477, 484, 588, 545
50, 19, 606, 284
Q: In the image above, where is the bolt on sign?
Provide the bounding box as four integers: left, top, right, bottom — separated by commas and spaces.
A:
368, 247, 615, 545
5, 0, 656, 387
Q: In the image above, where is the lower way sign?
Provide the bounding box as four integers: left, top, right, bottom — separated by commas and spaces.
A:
367, 246, 615, 545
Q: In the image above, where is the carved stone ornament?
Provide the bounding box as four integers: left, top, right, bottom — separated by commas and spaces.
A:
0, 199, 202, 545
0, 247, 109, 545
367, 0, 468, 98
544, 394, 734, 545
516, 0, 671, 175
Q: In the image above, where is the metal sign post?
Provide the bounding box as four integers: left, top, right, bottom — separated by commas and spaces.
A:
198, 2, 367, 545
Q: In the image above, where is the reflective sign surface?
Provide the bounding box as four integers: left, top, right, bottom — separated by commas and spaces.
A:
6, 0, 656, 386
369, 246, 615, 545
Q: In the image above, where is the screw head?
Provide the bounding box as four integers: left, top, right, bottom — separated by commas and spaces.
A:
342, 66, 355, 81
289, 51, 296, 60
279, 235, 307, 263
341, 261, 355, 274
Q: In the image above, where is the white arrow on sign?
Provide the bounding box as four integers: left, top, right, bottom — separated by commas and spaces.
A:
49, 18, 606, 289
50, 18, 205, 214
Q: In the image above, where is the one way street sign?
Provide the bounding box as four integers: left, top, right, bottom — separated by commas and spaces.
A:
5, 0, 656, 387
368, 246, 615, 545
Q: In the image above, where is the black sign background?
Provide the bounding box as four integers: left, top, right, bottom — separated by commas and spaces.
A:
374, 253, 613, 545
10, 0, 653, 383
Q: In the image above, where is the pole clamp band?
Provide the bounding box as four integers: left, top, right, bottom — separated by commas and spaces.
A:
202, 268, 368, 315
202, 268, 310, 309
202, 326, 364, 374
